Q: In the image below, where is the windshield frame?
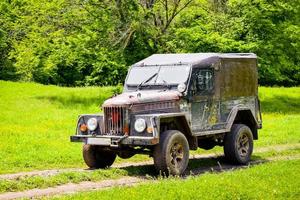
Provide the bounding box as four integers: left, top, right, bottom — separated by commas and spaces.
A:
125, 64, 192, 89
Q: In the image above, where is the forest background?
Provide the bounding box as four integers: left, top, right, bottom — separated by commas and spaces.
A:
0, 0, 299, 87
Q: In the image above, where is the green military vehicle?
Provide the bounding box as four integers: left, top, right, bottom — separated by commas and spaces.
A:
71, 53, 262, 175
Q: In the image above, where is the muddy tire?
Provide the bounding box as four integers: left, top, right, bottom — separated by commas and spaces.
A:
224, 124, 253, 164
82, 144, 116, 169
153, 130, 189, 176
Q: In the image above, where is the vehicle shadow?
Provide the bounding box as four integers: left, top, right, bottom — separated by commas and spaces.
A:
185, 155, 267, 176
35, 95, 108, 108
114, 155, 268, 178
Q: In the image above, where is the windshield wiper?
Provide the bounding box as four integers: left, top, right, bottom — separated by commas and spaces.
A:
161, 79, 170, 90
137, 72, 158, 90
156, 78, 170, 91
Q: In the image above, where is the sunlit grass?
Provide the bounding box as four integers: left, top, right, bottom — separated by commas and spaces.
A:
0, 147, 298, 194
257, 87, 300, 146
0, 81, 116, 174
51, 158, 300, 200
0, 81, 299, 174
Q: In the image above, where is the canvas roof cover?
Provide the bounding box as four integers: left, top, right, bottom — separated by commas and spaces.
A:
133, 53, 257, 66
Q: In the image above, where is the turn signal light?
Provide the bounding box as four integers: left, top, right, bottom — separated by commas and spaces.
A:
123, 125, 129, 135
80, 124, 87, 132
147, 127, 153, 133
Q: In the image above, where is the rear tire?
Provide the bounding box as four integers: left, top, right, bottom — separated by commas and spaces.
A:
83, 144, 116, 168
224, 124, 253, 164
153, 130, 189, 176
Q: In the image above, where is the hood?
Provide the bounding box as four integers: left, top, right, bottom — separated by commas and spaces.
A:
102, 90, 182, 107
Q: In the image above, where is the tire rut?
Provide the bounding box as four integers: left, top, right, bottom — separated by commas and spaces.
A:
0, 154, 299, 200
0, 143, 299, 180
0, 177, 145, 200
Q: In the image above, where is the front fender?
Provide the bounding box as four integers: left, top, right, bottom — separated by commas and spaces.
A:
131, 113, 191, 137
133, 113, 196, 149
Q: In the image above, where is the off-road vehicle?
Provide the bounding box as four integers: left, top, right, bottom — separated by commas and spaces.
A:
71, 53, 262, 175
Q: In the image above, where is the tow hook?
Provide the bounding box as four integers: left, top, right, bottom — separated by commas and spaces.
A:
111, 135, 129, 147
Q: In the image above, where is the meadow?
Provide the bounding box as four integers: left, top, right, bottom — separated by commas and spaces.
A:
0, 81, 299, 174
51, 159, 300, 200
0, 80, 299, 199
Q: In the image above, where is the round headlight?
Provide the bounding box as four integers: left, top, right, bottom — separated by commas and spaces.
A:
87, 118, 98, 131
177, 83, 186, 93
134, 118, 146, 133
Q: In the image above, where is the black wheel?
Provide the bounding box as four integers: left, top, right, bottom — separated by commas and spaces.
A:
82, 144, 116, 169
224, 124, 253, 164
153, 130, 189, 176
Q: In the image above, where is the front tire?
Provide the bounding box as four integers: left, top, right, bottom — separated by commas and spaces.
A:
224, 124, 253, 164
153, 130, 189, 176
83, 144, 116, 169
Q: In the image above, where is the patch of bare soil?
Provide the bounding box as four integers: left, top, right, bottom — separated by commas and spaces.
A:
0, 177, 145, 200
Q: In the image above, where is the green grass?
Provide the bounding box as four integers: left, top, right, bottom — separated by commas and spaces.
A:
51, 159, 300, 200
0, 147, 298, 194
0, 169, 127, 193
0, 81, 299, 174
0, 81, 117, 174
256, 87, 300, 146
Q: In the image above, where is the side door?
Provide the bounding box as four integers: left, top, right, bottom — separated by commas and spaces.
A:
188, 68, 215, 132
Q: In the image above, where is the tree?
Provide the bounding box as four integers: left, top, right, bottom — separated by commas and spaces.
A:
0, 0, 299, 86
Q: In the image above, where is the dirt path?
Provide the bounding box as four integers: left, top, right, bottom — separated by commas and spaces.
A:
0, 143, 299, 181
0, 177, 145, 200
0, 154, 299, 200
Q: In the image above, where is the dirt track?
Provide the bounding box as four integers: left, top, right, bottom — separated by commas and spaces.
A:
0, 143, 299, 200
1, 143, 299, 180
0, 154, 299, 200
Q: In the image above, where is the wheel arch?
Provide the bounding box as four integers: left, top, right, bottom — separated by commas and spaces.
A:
227, 108, 259, 140
156, 114, 197, 150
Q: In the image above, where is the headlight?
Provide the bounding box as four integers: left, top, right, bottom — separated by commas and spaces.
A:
177, 83, 186, 93
134, 118, 146, 133
87, 118, 98, 131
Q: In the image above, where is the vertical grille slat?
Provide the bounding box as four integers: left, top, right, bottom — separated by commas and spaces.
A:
103, 106, 127, 136
110, 107, 113, 133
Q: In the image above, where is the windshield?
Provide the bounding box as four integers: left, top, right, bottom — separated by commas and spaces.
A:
126, 65, 191, 86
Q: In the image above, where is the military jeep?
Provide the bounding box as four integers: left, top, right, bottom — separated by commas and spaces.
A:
71, 53, 262, 175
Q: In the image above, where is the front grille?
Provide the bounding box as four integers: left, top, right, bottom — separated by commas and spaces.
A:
103, 106, 128, 135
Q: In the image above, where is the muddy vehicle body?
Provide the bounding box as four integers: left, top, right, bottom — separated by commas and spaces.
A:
71, 53, 262, 175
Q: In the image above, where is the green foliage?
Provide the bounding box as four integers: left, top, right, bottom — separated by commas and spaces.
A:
0, 1, 19, 80
227, 0, 300, 86
0, 0, 124, 86
166, 0, 300, 86
0, 0, 299, 86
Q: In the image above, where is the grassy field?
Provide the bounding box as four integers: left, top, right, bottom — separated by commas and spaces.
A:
0, 148, 298, 194
51, 159, 300, 200
0, 81, 299, 174
0, 81, 117, 174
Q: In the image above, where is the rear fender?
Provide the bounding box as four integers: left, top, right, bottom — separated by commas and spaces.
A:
226, 107, 260, 139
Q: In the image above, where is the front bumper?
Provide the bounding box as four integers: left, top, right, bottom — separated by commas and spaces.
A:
70, 135, 159, 147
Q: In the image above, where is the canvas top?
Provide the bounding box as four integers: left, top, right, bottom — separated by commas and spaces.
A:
133, 53, 257, 66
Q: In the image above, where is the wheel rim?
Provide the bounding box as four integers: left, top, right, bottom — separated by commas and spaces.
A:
170, 143, 184, 169
237, 132, 250, 158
